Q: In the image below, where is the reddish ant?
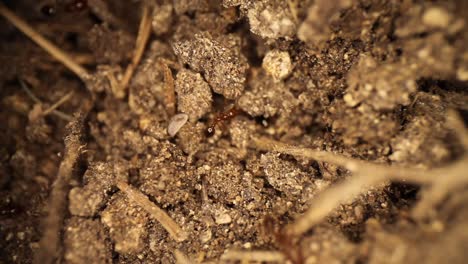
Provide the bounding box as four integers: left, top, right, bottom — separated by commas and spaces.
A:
206, 106, 240, 137
41, 0, 88, 17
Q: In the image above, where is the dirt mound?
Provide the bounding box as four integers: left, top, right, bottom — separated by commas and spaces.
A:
1, 0, 467, 263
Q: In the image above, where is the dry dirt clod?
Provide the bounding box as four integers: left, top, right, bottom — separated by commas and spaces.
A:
344, 54, 417, 111
174, 69, 212, 122
2, 0, 468, 263
260, 152, 310, 197
177, 121, 205, 154
68, 161, 128, 217
87, 24, 134, 65
298, 0, 352, 45
173, 32, 248, 99
246, 0, 297, 40
101, 192, 150, 255
262, 49, 293, 82
64, 217, 111, 264
238, 69, 297, 118
151, 4, 174, 36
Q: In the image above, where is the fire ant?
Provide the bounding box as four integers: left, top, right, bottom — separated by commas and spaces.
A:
206, 106, 240, 137
41, 0, 88, 17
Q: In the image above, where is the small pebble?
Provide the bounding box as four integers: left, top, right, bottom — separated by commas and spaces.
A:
423, 7, 451, 28
215, 213, 232, 225
262, 50, 292, 81
167, 113, 189, 137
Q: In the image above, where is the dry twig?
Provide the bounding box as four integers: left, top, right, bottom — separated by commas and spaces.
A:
117, 5, 152, 98
116, 181, 188, 242
162, 63, 176, 116
0, 3, 90, 81
42, 91, 74, 117
34, 114, 86, 264
253, 110, 468, 236
19, 79, 73, 121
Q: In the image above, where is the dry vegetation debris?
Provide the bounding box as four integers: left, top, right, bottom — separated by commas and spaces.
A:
0, 0, 468, 263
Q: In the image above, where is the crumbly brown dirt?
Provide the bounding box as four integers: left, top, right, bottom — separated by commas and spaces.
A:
1, 0, 468, 263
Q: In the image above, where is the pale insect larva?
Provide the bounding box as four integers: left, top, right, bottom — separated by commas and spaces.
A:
167, 113, 189, 137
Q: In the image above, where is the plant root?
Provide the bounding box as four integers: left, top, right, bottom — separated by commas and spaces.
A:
34, 114, 86, 264
116, 4, 152, 98
253, 110, 468, 237
116, 181, 188, 242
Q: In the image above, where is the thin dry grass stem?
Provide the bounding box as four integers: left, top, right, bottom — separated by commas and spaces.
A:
19, 79, 73, 121
34, 115, 85, 264
116, 181, 188, 242
0, 3, 90, 81
117, 5, 152, 98
253, 110, 468, 235
162, 63, 176, 116
42, 91, 74, 116
106, 70, 121, 96
221, 250, 286, 262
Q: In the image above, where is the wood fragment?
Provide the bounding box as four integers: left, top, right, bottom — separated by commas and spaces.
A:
117, 5, 152, 98
221, 250, 286, 262
0, 3, 90, 82
162, 63, 176, 116
116, 181, 188, 242
34, 114, 86, 264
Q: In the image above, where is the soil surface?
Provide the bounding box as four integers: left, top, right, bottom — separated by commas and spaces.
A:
1, 0, 468, 263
